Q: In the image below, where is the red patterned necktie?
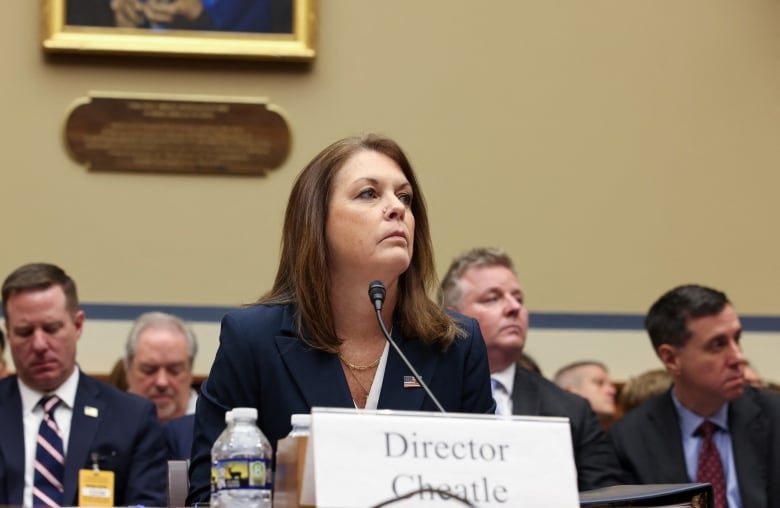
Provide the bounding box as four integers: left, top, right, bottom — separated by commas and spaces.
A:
33, 395, 65, 507
695, 420, 727, 508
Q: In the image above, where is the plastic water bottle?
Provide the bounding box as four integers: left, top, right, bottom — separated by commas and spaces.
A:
210, 409, 234, 508
274, 414, 312, 507
211, 407, 273, 508
288, 414, 311, 438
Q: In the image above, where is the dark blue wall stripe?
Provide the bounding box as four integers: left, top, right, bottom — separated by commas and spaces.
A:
530, 313, 780, 332
3, 303, 780, 332
0, 303, 236, 323
80, 303, 236, 322
531, 313, 644, 330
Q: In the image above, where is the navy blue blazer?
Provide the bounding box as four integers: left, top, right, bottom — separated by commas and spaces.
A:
165, 413, 195, 461
510, 366, 622, 491
0, 371, 168, 507
608, 386, 780, 508
188, 303, 495, 503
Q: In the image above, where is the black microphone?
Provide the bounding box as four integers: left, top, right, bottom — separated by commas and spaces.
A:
368, 280, 446, 413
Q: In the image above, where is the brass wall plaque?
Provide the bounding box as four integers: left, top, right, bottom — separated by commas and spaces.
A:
65, 93, 291, 176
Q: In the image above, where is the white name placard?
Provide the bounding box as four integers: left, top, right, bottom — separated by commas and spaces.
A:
303, 407, 579, 507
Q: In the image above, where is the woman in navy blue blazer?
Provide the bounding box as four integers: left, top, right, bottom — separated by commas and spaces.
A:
187, 133, 495, 503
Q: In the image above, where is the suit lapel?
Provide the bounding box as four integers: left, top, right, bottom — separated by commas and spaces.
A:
63, 373, 106, 504
729, 389, 767, 507
274, 309, 437, 411
0, 379, 26, 505
648, 392, 690, 481
510, 367, 541, 415
274, 306, 353, 408
377, 325, 433, 411
275, 335, 354, 408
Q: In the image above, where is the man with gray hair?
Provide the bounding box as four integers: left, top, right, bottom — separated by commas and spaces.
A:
439, 247, 622, 491
124, 312, 198, 424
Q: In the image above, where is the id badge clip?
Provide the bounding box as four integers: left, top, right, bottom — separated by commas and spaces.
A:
78, 452, 114, 507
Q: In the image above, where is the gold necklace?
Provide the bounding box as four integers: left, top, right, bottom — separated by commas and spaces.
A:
338, 352, 382, 371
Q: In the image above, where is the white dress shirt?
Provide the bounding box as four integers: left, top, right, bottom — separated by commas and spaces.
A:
19, 368, 80, 508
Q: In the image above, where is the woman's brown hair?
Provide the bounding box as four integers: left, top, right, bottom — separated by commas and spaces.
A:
258, 133, 461, 351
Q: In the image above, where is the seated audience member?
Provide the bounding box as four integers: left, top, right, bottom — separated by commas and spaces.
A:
439, 247, 622, 490
554, 360, 617, 427
0, 262, 167, 507
187, 135, 495, 504
0, 328, 10, 378
608, 284, 780, 508
554, 360, 617, 415
617, 368, 672, 414
124, 311, 199, 424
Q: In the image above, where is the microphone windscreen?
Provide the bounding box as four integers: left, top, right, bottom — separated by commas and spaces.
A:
368, 280, 386, 303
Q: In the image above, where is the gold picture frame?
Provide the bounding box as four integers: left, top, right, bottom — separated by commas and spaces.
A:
41, 0, 317, 61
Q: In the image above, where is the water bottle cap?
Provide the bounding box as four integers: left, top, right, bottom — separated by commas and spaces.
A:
231, 407, 258, 420
291, 413, 311, 427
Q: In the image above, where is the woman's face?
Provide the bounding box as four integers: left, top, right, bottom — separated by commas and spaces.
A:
326, 150, 415, 281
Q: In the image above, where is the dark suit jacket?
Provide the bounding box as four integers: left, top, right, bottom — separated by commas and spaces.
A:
187, 303, 495, 503
511, 366, 623, 491
0, 371, 168, 507
165, 413, 195, 461
608, 387, 780, 508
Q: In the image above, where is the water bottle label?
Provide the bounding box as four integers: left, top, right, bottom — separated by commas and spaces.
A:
214, 458, 271, 490
211, 466, 219, 495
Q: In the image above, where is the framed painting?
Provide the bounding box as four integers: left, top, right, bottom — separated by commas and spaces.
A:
41, 0, 317, 61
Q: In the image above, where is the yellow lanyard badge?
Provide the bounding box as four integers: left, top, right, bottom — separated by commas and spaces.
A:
78, 455, 115, 507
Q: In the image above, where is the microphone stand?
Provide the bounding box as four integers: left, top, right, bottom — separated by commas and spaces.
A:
369, 281, 446, 413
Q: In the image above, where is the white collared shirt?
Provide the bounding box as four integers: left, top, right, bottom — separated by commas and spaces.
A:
186, 388, 199, 415
19, 368, 80, 508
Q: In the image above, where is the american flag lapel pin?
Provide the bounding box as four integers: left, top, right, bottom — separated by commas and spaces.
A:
403, 375, 421, 388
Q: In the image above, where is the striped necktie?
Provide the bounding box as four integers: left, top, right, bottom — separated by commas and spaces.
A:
491, 377, 511, 416
33, 395, 65, 507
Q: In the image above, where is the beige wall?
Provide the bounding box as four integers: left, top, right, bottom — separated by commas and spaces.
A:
3, 1, 780, 380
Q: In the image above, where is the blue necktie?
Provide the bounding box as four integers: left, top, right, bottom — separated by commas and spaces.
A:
33, 395, 65, 507
491, 377, 509, 416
